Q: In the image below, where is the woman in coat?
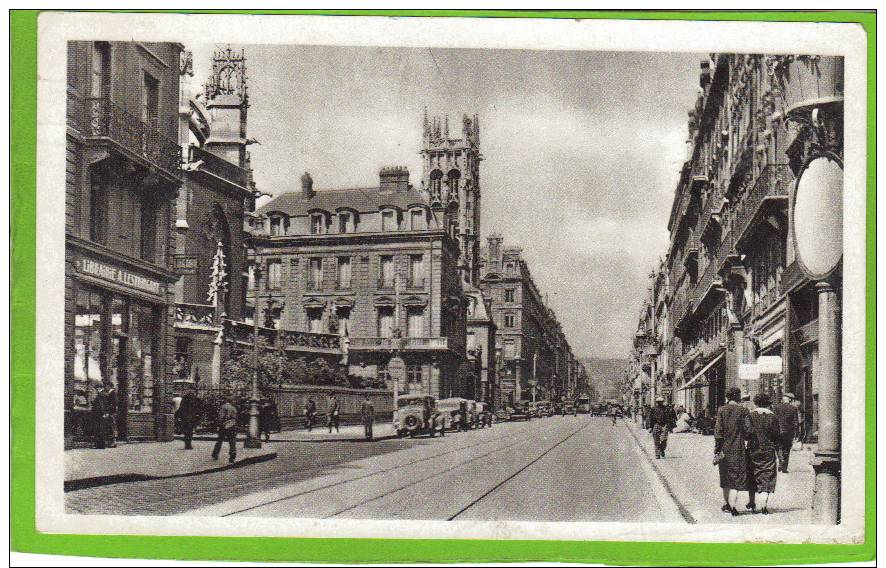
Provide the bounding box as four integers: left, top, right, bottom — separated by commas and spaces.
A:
744, 392, 781, 514
715, 387, 751, 516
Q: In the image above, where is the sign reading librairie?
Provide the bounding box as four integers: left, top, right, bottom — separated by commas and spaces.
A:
77, 258, 162, 295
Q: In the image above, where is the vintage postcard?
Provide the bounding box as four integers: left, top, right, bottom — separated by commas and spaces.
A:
32, 11, 868, 547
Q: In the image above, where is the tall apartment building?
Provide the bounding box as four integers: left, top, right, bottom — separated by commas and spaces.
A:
479, 235, 577, 405
247, 167, 467, 399
631, 54, 843, 442
65, 41, 184, 446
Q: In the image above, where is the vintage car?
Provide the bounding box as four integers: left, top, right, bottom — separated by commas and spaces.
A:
591, 403, 606, 416
437, 397, 474, 431
475, 402, 494, 428
505, 402, 532, 421
561, 401, 576, 416
393, 395, 446, 438
535, 401, 553, 417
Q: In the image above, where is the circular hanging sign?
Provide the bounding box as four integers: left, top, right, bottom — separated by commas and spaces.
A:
388, 356, 406, 382
791, 155, 843, 280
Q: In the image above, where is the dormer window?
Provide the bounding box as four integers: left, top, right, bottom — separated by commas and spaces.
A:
338, 211, 357, 233
381, 209, 398, 232
269, 214, 289, 236
409, 208, 424, 230
310, 212, 328, 235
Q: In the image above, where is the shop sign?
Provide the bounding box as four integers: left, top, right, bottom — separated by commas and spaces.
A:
77, 257, 162, 296
739, 364, 760, 381
791, 155, 843, 279
756, 355, 783, 374
173, 255, 198, 275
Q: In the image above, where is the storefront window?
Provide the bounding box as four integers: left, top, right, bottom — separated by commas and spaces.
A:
73, 288, 104, 409
127, 302, 156, 412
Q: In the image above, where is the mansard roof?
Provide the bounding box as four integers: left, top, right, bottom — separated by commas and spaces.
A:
256, 186, 430, 217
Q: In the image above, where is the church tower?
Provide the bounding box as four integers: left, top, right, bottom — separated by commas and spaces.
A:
203, 46, 249, 170
420, 109, 482, 285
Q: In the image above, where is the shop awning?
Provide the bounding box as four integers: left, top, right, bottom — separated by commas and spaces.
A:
679, 351, 725, 390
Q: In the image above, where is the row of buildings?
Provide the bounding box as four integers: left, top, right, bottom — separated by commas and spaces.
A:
626, 53, 844, 445
63, 40, 586, 447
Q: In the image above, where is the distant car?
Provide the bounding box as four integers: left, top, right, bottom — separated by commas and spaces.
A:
562, 402, 575, 416
506, 403, 532, 421
394, 395, 446, 438
535, 402, 552, 417
591, 403, 606, 416
475, 402, 494, 428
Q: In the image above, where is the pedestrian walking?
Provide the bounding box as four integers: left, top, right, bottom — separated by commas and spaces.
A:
304, 397, 317, 431
649, 397, 675, 458
772, 392, 800, 472
177, 386, 203, 450
91, 381, 117, 449
326, 394, 340, 433
360, 395, 375, 441
714, 387, 751, 516
212, 395, 238, 463
609, 404, 618, 426
744, 393, 781, 514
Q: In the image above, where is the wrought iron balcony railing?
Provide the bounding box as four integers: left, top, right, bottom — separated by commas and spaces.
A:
174, 303, 217, 326
85, 97, 182, 179
732, 164, 793, 252
279, 329, 341, 352
348, 336, 450, 351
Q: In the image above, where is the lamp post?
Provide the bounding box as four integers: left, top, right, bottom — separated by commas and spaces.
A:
245, 262, 262, 449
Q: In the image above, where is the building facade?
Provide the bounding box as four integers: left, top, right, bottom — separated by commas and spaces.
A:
171, 47, 257, 388
629, 54, 843, 440
479, 235, 577, 405
465, 285, 497, 405
65, 41, 184, 445
247, 167, 467, 399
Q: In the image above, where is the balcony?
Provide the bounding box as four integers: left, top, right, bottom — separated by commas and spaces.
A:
732, 164, 793, 253
406, 277, 426, 289
174, 303, 217, 328
279, 329, 341, 354
188, 145, 249, 190
682, 230, 699, 268
348, 336, 450, 352
695, 230, 733, 315
84, 97, 181, 182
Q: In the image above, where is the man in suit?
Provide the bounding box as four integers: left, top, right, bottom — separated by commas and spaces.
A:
772, 392, 800, 472
177, 386, 202, 450
212, 395, 238, 463
360, 395, 375, 441
327, 394, 340, 433
649, 396, 676, 458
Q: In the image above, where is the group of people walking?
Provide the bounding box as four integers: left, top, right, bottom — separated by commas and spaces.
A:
715, 387, 800, 516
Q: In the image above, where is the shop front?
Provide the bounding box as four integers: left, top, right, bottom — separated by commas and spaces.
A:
66, 247, 176, 447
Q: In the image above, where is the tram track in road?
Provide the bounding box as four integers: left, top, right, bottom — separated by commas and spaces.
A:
220, 419, 569, 517
323, 418, 595, 520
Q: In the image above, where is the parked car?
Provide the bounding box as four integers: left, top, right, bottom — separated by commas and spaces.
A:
591, 403, 606, 416
506, 403, 532, 421
535, 401, 553, 417
437, 397, 471, 431
393, 395, 446, 438
475, 402, 494, 428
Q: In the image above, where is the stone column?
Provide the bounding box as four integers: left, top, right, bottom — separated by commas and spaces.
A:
812, 279, 841, 524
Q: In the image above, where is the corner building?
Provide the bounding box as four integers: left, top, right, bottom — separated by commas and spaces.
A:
247, 168, 467, 399
65, 41, 184, 446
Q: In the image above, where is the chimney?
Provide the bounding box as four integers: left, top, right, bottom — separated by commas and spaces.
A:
379, 166, 410, 193
301, 172, 314, 199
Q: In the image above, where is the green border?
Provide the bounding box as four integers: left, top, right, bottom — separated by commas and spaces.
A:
10, 9, 875, 565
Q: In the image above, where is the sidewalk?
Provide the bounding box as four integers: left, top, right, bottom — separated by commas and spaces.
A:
65, 439, 277, 492
188, 422, 398, 443
624, 419, 814, 524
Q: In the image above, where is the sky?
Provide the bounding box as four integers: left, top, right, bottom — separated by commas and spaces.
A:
188, 44, 704, 359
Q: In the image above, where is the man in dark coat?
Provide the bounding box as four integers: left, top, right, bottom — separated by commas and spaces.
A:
177, 386, 203, 450
360, 395, 375, 441
304, 398, 317, 431
772, 392, 800, 472
326, 394, 340, 433
715, 387, 751, 515
649, 397, 676, 458
92, 381, 116, 449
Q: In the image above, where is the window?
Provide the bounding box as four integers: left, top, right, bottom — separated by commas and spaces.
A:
504, 339, 516, 359
310, 213, 327, 235
408, 254, 424, 287
406, 364, 422, 387
306, 308, 323, 333
139, 197, 157, 261
338, 211, 357, 233
246, 262, 255, 291
381, 210, 397, 232
336, 257, 351, 289
334, 306, 351, 336
89, 171, 108, 244
429, 170, 443, 200
377, 361, 390, 384
467, 332, 477, 352
73, 288, 104, 410
142, 72, 159, 127
410, 209, 424, 230
379, 256, 394, 288
504, 313, 516, 328
127, 302, 156, 412
173, 337, 193, 382
267, 260, 282, 290
378, 307, 394, 338
505, 288, 515, 302
91, 42, 109, 99
308, 258, 322, 289
407, 307, 424, 338
268, 306, 282, 330
269, 215, 288, 236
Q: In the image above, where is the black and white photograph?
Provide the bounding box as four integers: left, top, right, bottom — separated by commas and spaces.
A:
35, 12, 866, 544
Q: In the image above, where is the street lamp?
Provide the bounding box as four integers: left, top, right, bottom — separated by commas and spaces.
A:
245, 262, 263, 449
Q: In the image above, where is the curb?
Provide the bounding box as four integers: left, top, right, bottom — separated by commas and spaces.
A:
624, 421, 697, 524
64, 451, 278, 493
180, 434, 398, 443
